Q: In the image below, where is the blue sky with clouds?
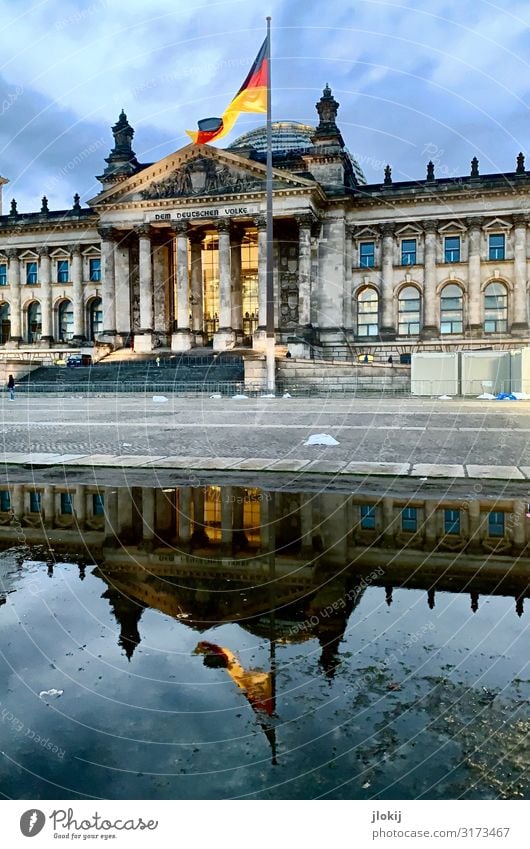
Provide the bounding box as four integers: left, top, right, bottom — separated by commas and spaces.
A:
1, 0, 530, 211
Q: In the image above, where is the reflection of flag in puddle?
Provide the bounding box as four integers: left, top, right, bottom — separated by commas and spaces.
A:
526, 504, 530, 518
195, 641, 274, 715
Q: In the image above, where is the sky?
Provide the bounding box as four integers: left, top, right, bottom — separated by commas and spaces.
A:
1, 0, 530, 212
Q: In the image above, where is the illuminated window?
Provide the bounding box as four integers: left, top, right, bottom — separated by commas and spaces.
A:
357, 288, 379, 336
440, 283, 463, 334
398, 286, 421, 335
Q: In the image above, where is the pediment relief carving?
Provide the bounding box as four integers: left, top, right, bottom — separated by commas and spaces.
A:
141, 157, 264, 200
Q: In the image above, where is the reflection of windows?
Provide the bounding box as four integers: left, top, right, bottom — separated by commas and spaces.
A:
488, 233, 505, 261
92, 493, 104, 516
0, 490, 11, 511
357, 288, 379, 336
360, 504, 376, 529
402, 506, 417, 532
89, 257, 101, 281
484, 282, 507, 333
398, 286, 421, 335
444, 509, 460, 535
440, 283, 463, 334
204, 485, 221, 542
57, 259, 69, 283
401, 239, 417, 265
444, 236, 460, 263
26, 261, 38, 285
30, 492, 41, 513
0, 263, 6, 286
60, 493, 73, 515
359, 241, 375, 268
488, 511, 504, 537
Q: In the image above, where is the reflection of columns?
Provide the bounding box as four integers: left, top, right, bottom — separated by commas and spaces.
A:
38, 247, 53, 343
467, 500, 481, 551
221, 486, 234, 553
142, 487, 155, 544
511, 216, 529, 335
189, 230, 204, 340
104, 489, 119, 544
178, 487, 192, 546
382, 497, 396, 546
171, 223, 192, 350
260, 490, 276, 552
300, 494, 314, 557
192, 488, 208, 545
380, 224, 395, 338
297, 215, 312, 327
214, 219, 235, 350
11, 484, 24, 520
424, 501, 438, 545
421, 220, 438, 338
231, 226, 243, 339
99, 227, 116, 335
6, 250, 21, 342
75, 485, 86, 528
466, 218, 482, 334
70, 245, 84, 341
137, 225, 153, 332
511, 501, 526, 549
43, 486, 55, 526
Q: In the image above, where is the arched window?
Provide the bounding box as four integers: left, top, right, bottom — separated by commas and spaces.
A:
484, 282, 508, 332
58, 299, 73, 341
27, 301, 41, 343
0, 302, 10, 344
88, 297, 102, 341
440, 283, 463, 334
398, 286, 421, 336
356, 287, 379, 336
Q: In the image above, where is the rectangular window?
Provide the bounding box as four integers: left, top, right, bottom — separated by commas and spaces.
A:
401, 506, 417, 532
444, 236, 460, 263
488, 234, 505, 261
401, 239, 417, 265
92, 493, 105, 516
30, 492, 41, 513
26, 261, 38, 285
359, 242, 375, 268
488, 511, 504, 537
0, 263, 7, 286
57, 259, 69, 283
89, 257, 101, 282
0, 490, 11, 511
360, 504, 376, 530
444, 509, 460, 535
60, 493, 73, 515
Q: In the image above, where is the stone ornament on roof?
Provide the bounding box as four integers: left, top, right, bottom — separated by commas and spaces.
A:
141, 157, 264, 200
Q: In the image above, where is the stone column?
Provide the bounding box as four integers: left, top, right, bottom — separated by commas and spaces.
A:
75, 484, 86, 529
43, 485, 55, 527
382, 497, 396, 546
133, 225, 154, 352
114, 241, 131, 340
214, 219, 235, 350
104, 488, 119, 546
467, 500, 482, 552
70, 244, 84, 342
511, 215, 529, 335
511, 501, 526, 550
98, 227, 117, 338
343, 224, 354, 332
296, 214, 312, 329
421, 220, 438, 338
6, 249, 21, 343
142, 487, 155, 546
171, 222, 192, 351
231, 226, 243, 343
189, 230, 204, 344
11, 484, 24, 521
380, 223, 396, 338
466, 218, 482, 335
38, 247, 53, 345
253, 216, 268, 350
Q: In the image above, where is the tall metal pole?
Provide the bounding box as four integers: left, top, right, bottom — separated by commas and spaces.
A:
265, 16, 275, 394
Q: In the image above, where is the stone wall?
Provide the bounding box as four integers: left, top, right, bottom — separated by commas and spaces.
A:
276, 357, 410, 394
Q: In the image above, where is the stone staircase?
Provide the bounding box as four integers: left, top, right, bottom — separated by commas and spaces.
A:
16, 351, 246, 394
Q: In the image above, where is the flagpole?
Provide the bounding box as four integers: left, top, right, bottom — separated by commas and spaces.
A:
265, 15, 275, 395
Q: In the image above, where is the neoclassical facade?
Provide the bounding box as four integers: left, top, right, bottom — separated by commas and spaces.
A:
1, 86, 529, 359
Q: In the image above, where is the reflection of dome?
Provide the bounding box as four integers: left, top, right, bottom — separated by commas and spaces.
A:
229, 120, 366, 185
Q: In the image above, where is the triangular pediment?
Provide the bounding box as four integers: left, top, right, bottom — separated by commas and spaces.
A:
483, 217, 512, 230
438, 219, 466, 233
89, 144, 316, 207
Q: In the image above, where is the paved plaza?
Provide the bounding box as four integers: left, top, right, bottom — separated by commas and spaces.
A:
1, 393, 530, 483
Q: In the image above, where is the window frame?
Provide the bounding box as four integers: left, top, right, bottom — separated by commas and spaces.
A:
360, 504, 376, 530
444, 508, 461, 535
483, 281, 508, 333
356, 287, 379, 337
444, 235, 461, 263
56, 259, 70, 284
398, 286, 421, 336
25, 261, 38, 285
401, 506, 417, 532
0, 263, 7, 286
29, 491, 41, 513
89, 257, 101, 282
488, 233, 505, 261
359, 241, 375, 268
401, 238, 417, 266
440, 283, 464, 335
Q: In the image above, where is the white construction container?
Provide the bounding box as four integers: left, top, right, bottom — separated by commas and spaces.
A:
460, 351, 511, 396
411, 352, 459, 396
510, 346, 530, 395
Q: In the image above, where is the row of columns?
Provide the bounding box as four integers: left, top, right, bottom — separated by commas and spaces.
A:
2, 245, 86, 343
99, 214, 315, 351
374, 218, 530, 339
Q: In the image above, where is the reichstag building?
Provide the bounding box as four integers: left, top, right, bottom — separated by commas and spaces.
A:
0, 85, 528, 359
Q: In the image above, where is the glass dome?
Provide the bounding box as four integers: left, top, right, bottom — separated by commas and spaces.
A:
229, 120, 366, 185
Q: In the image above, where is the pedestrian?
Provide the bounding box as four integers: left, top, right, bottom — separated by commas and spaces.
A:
363, 353, 369, 363
156, 356, 161, 368
7, 374, 15, 400
388, 355, 393, 365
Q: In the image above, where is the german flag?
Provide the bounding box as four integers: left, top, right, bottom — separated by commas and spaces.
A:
187, 37, 268, 145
